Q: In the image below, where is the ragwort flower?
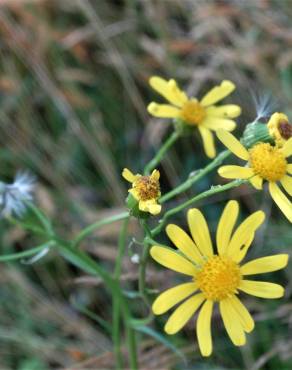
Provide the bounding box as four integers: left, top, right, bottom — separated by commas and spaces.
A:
147, 77, 241, 158
267, 112, 292, 147
150, 201, 288, 356
122, 168, 161, 215
217, 129, 292, 222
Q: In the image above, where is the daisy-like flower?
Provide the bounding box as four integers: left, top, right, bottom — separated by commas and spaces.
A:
150, 201, 288, 356
217, 129, 292, 222
0, 171, 36, 217
122, 168, 161, 215
147, 77, 241, 158
267, 112, 292, 147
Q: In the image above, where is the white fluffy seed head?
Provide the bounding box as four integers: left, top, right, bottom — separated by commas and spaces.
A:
0, 170, 36, 217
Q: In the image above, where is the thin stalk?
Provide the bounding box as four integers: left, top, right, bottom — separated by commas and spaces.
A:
73, 211, 129, 247
26, 201, 54, 236
139, 220, 152, 305
152, 179, 247, 236
0, 241, 55, 262
144, 130, 180, 175
9, 216, 48, 236
123, 306, 138, 370
113, 217, 130, 369
160, 150, 230, 203
114, 217, 130, 278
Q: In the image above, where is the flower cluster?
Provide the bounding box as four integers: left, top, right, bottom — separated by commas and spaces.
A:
121, 75, 291, 358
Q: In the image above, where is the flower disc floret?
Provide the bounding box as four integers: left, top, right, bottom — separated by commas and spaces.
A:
180, 99, 206, 126
249, 143, 287, 182
196, 256, 241, 301
134, 175, 160, 201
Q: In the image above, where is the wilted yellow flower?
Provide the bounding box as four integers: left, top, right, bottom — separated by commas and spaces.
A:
217, 129, 292, 222
150, 201, 288, 356
147, 77, 241, 158
122, 168, 161, 215
268, 112, 292, 147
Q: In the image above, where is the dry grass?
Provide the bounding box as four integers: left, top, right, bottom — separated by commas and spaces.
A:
0, 0, 291, 368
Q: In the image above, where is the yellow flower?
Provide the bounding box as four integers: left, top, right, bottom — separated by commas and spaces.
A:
217, 129, 292, 222
147, 77, 241, 158
122, 168, 161, 215
267, 112, 292, 147
150, 201, 288, 357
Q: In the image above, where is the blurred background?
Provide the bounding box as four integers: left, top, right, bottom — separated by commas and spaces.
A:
0, 0, 292, 369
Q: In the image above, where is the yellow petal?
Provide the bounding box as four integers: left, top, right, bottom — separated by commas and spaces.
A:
164, 293, 205, 334
188, 209, 213, 257
151, 169, 160, 181
280, 175, 292, 196
152, 282, 198, 315
216, 200, 239, 255
226, 211, 265, 261
149, 76, 188, 107
216, 129, 249, 160
200, 80, 236, 107
150, 246, 197, 276
202, 117, 236, 131
241, 254, 289, 275
239, 280, 284, 298
129, 188, 139, 200
139, 200, 161, 215
228, 296, 254, 333
166, 224, 203, 264
122, 168, 138, 183
219, 300, 246, 346
287, 164, 292, 174
196, 300, 214, 357
269, 182, 292, 223
235, 232, 254, 263
147, 102, 180, 118
198, 126, 216, 158
218, 165, 254, 179
206, 104, 241, 118
281, 137, 292, 157
249, 175, 263, 190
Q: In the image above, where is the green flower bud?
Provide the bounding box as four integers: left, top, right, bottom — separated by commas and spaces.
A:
241, 121, 274, 149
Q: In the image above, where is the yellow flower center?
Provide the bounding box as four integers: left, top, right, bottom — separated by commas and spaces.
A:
195, 255, 241, 301
134, 176, 160, 201
180, 99, 206, 126
249, 143, 287, 182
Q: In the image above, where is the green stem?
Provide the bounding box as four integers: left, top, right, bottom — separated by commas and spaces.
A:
73, 211, 129, 247
114, 217, 130, 279
26, 201, 54, 236
144, 130, 180, 175
139, 220, 152, 305
152, 179, 247, 236
123, 307, 138, 370
58, 242, 114, 287
113, 217, 130, 369
9, 216, 48, 236
112, 297, 123, 370
160, 150, 230, 203
0, 241, 55, 262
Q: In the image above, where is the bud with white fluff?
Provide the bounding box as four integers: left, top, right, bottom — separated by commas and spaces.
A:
0, 171, 36, 217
